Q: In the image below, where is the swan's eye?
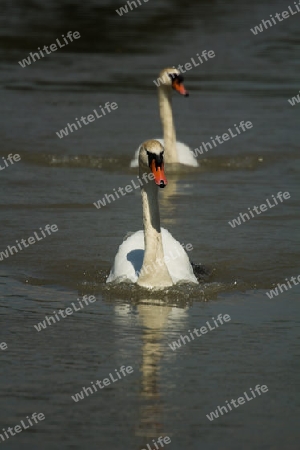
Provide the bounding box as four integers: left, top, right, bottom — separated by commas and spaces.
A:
146, 150, 153, 165
146, 151, 163, 168
168, 73, 184, 83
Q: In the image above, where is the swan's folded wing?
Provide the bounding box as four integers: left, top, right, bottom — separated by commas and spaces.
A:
161, 228, 198, 285
106, 230, 145, 284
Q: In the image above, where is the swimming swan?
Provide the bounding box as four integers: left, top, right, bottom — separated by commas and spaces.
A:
108, 140, 198, 288
130, 68, 198, 168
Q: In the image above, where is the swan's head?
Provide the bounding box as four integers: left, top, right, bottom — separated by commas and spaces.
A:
159, 67, 189, 97
139, 140, 167, 188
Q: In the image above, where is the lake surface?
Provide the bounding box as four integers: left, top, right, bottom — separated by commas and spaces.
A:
0, 0, 299, 449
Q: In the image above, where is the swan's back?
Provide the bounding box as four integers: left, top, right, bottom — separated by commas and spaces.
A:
107, 228, 198, 285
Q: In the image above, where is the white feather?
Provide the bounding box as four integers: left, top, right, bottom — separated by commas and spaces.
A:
107, 227, 198, 285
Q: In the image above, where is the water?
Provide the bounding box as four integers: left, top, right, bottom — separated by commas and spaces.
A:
0, 1, 300, 449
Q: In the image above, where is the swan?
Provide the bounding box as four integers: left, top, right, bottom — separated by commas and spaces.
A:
130, 68, 199, 168
107, 139, 198, 289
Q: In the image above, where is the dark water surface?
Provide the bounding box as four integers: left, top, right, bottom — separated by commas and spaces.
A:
1, 1, 300, 449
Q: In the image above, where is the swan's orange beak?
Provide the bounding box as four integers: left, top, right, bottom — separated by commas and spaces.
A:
172, 79, 189, 97
151, 160, 167, 188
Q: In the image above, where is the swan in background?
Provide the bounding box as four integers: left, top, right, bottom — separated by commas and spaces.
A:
130, 68, 199, 168
107, 139, 198, 288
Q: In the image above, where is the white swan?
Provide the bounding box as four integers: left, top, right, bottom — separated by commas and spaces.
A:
130, 68, 199, 168
107, 140, 198, 289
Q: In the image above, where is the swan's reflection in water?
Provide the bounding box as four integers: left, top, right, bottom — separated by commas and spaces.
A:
135, 300, 171, 442
113, 297, 188, 445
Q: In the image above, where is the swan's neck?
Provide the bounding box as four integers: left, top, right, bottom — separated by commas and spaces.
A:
137, 170, 173, 288
159, 85, 178, 164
